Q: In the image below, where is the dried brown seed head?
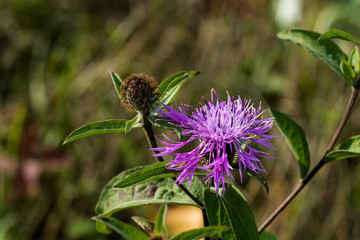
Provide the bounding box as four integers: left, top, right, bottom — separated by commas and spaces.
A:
120, 73, 158, 115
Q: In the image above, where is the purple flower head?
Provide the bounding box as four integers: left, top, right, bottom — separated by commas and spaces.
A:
152, 89, 276, 195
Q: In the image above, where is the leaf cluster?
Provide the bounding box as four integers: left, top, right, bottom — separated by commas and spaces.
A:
63, 71, 198, 144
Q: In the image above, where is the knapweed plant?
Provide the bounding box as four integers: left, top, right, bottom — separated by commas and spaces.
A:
64, 28, 360, 240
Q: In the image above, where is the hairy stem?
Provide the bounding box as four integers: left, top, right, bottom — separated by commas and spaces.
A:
142, 116, 206, 210
258, 86, 359, 234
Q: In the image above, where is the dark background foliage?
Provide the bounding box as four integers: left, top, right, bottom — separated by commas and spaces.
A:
1, 0, 360, 239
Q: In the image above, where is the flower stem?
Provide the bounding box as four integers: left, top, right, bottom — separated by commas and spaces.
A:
142, 116, 165, 162
142, 116, 206, 210
258, 86, 360, 234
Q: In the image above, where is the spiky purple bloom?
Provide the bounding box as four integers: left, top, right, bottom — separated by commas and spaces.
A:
152, 89, 275, 195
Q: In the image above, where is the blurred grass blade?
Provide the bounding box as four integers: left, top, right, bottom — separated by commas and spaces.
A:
245, 169, 269, 194
318, 29, 360, 44
154, 203, 168, 237
64, 115, 142, 144
110, 70, 123, 99
113, 161, 206, 189
270, 109, 310, 179
277, 29, 351, 86
170, 226, 228, 240
132, 216, 155, 234
0, 215, 14, 240
6, 103, 27, 156
93, 217, 149, 240
260, 231, 278, 240
95, 167, 205, 218
204, 185, 259, 240
325, 135, 360, 162
155, 71, 199, 108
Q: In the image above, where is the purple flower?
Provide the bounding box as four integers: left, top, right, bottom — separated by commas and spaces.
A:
152, 89, 276, 195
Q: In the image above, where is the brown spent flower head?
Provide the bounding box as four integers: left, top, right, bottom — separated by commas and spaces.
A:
120, 73, 158, 115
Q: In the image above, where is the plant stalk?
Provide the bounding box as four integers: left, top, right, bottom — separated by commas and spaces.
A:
142, 116, 206, 210
258, 86, 359, 234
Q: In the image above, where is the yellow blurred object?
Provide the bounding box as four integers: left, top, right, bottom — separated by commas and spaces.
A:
166, 205, 203, 237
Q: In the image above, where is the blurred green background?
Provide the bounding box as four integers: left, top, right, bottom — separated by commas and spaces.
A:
1, 0, 360, 239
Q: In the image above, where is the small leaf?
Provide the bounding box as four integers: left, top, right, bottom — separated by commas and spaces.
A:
325, 135, 360, 162
260, 231, 278, 240
245, 169, 269, 194
64, 116, 142, 144
277, 29, 350, 86
204, 185, 259, 240
146, 113, 183, 139
318, 29, 360, 44
341, 59, 356, 78
154, 203, 168, 237
125, 113, 142, 134
110, 70, 123, 99
113, 161, 206, 189
95, 166, 205, 218
156, 71, 189, 95
155, 71, 199, 108
350, 46, 360, 73
95, 213, 111, 234
170, 226, 228, 240
93, 217, 149, 240
340, 59, 356, 86
270, 109, 310, 179
132, 216, 155, 234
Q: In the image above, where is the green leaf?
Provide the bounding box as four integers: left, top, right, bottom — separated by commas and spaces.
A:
63, 115, 142, 144
93, 217, 149, 240
125, 113, 142, 134
131, 216, 155, 234
110, 70, 123, 99
318, 29, 360, 44
154, 203, 168, 237
156, 71, 188, 95
146, 113, 183, 139
95, 166, 205, 218
156, 71, 199, 107
340, 59, 356, 85
260, 231, 278, 240
170, 226, 228, 240
95, 214, 111, 234
325, 135, 360, 162
350, 46, 360, 73
245, 169, 269, 194
341, 58, 356, 77
270, 109, 310, 179
277, 29, 350, 86
204, 185, 259, 240
113, 161, 206, 189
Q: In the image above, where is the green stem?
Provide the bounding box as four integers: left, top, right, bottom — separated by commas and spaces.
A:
258, 86, 359, 234
142, 115, 165, 162
142, 116, 207, 209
